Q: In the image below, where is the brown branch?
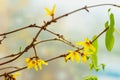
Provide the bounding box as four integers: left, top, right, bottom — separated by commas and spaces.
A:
33, 45, 38, 58
56, 38, 79, 49
0, 24, 36, 36
0, 35, 6, 44
0, 66, 20, 71
0, 51, 26, 66
45, 54, 66, 62
54, 4, 120, 21
0, 66, 27, 77
0, 53, 20, 60
91, 27, 109, 43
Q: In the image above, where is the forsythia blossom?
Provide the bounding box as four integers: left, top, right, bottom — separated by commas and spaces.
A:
45, 4, 56, 17
65, 50, 80, 63
76, 38, 96, 63
26, 58, 48, 71
81, 51, 91, 62
11, 72, 20, 80
76, 38, 96, 52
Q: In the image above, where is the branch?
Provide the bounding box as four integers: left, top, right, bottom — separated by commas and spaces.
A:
33, 45, 38, 58
0, 66, 20, 71
54, 4, 120, 21
91, 27, 109, 43
0, 24, 36, 36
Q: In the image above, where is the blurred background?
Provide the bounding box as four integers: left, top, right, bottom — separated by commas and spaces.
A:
0, 0, 120, 80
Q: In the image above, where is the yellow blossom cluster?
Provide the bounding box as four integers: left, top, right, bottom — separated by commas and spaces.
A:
65, 38, 96, 63
26, 58, 48, 71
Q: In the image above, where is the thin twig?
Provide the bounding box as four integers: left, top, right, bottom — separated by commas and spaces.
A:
34, 38, 57, 46
0, 67, 20, 71
33, 45, 38, 58
0, 53, 20, 60
91, 27, 109, 43
0, 24, 35, 36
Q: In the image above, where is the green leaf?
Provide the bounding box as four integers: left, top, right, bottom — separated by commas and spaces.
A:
90, 35, 99, 71
110, 13, 115, 28
105, 33, 114, 51
105, 21, 109, 28
105, 13, 115, 51
101, 64, 105, 70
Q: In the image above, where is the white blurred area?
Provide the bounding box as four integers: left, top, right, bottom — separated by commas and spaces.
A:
0, 0, 120, 80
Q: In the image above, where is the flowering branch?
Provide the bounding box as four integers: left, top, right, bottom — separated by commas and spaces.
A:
0, 3, 119, 80
0, 26, 110, 77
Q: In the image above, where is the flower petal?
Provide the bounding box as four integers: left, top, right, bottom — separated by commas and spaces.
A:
12, 72, 20, 79
76, 42, 84, 46
45, 8, 51, 15
25, 58, 31, 63
74, 53, 80, 63
52, 4, 56, 14
82, 55, 87, 63
34, 65, 38, 71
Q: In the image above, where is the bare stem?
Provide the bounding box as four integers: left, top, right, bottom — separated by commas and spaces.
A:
0, 66, 20, 71
0, 24, 35, 36
91, 27, 109, 43
33, 45, 38, 58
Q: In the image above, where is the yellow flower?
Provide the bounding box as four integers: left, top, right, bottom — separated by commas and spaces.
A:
26, 58, 48, 71
45, 4, 56, 17
37, 59, 48, 70
81, 51, 90, 63
65, 50, 80, 63
76, 38, 96, 52
11, 72, 20, 80
76, 38, 96, 63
